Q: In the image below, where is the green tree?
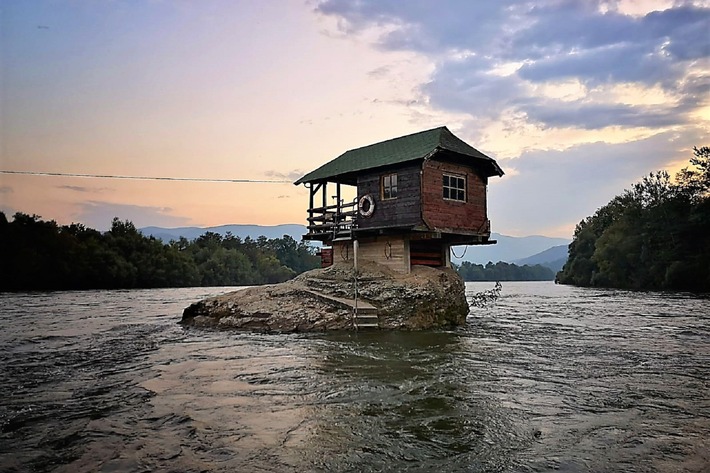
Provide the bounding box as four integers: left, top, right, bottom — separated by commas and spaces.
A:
557, 146, 710, 292
0, 214, 327, 291
455, 260, 554, 281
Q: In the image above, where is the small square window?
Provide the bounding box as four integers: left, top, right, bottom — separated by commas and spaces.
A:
443, 174, 466, 202
383, 173, 397, 199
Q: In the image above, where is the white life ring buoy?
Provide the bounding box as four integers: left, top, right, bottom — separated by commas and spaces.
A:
358, 194, 375, 218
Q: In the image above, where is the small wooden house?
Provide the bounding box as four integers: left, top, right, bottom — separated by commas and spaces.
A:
294, 126, 504, 273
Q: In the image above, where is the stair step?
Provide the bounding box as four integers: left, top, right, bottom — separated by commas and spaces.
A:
355, 312, 379, 329
353, 309, 377, 316
354, 307, 379, 328
356, 321, 379, 327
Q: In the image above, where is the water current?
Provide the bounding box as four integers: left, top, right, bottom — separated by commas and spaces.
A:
0, 282, 708, 472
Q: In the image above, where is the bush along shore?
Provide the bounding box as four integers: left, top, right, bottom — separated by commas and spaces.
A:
0, 213, 319, 291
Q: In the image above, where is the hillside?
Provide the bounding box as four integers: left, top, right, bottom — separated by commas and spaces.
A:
453, 233, 570, 265
140, 225, 570, 265
513, 245, 569, 272
141, 224, 307, 243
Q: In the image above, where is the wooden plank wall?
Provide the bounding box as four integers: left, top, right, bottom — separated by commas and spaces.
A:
356, 163, 422, 230
332, 241, 354, 264
358, 236, 409, 273
318, 248, 333, 267
421, 160, 487, 233
332, 236, 410, 273
410, 239, 444, 267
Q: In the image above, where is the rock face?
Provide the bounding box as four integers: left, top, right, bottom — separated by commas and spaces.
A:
181, 261, 469, 332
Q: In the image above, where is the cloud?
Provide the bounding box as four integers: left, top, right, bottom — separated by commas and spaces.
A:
488, 130, 702, 235
75, 201, 194, 231
0, 186, 13, 194
368, 65, 391, 78
316, 0, 710, 237
522, 100, 689, 130
316, 0, 710, 131
317, 0, 518, 53
264, 169, 307, 181
57, 185, 112, 193
510, 4, 710, 64
422, 56, 523, 119
516, 42, 678, 86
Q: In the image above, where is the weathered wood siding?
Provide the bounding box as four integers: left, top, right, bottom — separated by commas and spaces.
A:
356, 163, 422, 230
359, 236, 409, 273
333, 236, 410, 274
410, 239, 444, 267
319, 248, 333, 267
421, 160, 487, 233
332, 241, 355, 264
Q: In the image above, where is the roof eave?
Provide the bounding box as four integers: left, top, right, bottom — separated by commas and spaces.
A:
294, 156, 428, 186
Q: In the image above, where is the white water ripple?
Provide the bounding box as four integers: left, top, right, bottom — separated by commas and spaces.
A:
0, 282, 708, 472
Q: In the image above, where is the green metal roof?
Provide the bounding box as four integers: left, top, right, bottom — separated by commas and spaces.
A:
294, 126, 504, 185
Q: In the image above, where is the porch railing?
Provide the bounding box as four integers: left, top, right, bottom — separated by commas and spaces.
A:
306, 200, 358, 240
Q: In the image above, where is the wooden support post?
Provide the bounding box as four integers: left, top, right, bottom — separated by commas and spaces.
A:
353, 239, 359, 326
308, 184, 315, 225
336, 182, 341, 214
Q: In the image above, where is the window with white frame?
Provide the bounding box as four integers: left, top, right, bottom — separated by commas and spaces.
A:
443, 174, 466, 201
382, 173, 397, 199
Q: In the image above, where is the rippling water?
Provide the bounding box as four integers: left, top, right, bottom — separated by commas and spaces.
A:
0, 282, 708, 472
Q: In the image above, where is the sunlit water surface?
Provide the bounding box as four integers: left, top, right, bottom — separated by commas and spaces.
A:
0, 282, 708, 472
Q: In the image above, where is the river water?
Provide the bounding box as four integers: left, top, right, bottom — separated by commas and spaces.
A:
0, 282, 708, 472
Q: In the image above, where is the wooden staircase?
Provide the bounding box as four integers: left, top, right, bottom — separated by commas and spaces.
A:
353, 305, 379, 329
302, 289, 379, 330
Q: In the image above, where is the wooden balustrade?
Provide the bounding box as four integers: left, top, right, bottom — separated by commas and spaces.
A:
305, 200, 358, 239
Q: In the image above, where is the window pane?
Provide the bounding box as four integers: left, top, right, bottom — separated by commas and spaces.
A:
443, 175, 449, 186
443, 188, 450, 199
382, 173, 397, 199
458, 189, 465, 201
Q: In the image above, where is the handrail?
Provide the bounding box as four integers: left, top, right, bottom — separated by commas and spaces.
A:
306, 199, 358, 237
309, 201, 357, 213
307, 210, 357, 223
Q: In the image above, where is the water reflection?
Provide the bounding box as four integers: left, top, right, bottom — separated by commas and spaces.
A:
301, 331, 533, 472
0, 283, 708, 472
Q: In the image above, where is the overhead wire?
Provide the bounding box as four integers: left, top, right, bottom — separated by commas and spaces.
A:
0, 170, 292, 183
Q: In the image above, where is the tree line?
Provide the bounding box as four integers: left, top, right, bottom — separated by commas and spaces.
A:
0, 213, 320, 291
455, 261, 554, 281
557, 146, 710, 292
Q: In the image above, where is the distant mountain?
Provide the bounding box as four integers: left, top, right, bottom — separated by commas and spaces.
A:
513, 244, 569, 272
454, 233, 570, 265
140, 224, 308, 243
141, 225, 571, 264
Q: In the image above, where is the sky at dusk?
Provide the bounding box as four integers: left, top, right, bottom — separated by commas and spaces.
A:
1, 0, 708, 238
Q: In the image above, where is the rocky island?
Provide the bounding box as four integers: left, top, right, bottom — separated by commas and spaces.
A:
181, 127, 507, 332
181, 261, 469, 332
